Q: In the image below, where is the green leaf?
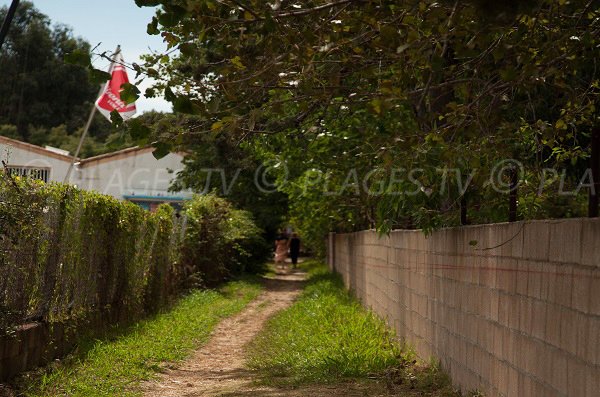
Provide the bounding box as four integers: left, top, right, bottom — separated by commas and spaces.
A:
369, 99, 382, 114
230, 56, 246, 70
158, 13, 179, 27
120, 83, 140, 105
147, 17, 160, 35
146, 68, 159, 77
88, 68, 111, 85
127, 118, 152, 142
173, 96, 198, 114
555, 119, 567, 130
145, 87, 156, 98
110, 110, 124, 128
211, 121, 224, 131
152, 141, 172, 160
157, 6, 186, 28
179, 43, 196, 56
135, 0, 162, 6
164, 87, 176, 102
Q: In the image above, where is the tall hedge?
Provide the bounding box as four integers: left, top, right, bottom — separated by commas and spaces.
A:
0, 175, 268, 336
0, 175, 184, 336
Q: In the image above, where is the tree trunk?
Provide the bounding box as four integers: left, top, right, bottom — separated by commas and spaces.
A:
509, 168, 518, 222
589, 127, 599, 217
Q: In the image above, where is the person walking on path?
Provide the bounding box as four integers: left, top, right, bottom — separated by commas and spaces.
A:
274, 231, 289, 269
289, 233, 301, 268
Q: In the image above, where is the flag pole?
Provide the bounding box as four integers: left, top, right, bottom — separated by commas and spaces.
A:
0, 0, 20, 51
64, 45, 121, 183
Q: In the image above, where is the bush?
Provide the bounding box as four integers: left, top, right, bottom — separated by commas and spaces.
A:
181, 194, 269, 286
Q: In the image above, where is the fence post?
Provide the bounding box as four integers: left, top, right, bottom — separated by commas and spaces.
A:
328, 232, 336, 272
589, 127, 599, 218
39, 196, 67, 320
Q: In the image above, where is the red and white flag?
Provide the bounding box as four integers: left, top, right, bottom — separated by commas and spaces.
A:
95, 51, 137, 121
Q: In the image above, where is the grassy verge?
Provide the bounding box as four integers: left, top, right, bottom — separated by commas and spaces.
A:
16, 278, 262, 397
247, 261, 463, 395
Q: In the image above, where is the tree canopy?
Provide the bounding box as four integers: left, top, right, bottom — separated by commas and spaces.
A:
128, 0, 599, 250
136, 0, 597, 137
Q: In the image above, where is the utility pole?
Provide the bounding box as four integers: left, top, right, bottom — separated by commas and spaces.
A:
0, 0, 20, 51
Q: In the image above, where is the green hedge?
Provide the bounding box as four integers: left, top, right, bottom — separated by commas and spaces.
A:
0, 177, 266, 336
181, 194, 269, 286
0, 176, 270, 336
0, 176, 182, 336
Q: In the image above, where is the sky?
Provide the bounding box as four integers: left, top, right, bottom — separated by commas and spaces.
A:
0, 0, 172, 113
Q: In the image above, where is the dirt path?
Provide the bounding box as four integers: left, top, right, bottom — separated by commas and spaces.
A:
142, 269, 396, 397
141, 270, 306, 397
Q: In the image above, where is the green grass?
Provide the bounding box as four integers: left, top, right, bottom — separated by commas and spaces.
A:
247, 261, 403, 383
247, 261, 463, 395
16, 278, 262, 397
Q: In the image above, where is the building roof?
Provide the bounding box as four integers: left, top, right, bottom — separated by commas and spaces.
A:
0, 135, 75, 162
78, 146, 155, 166
0, 135, 187, 167
78, 146, 188, 167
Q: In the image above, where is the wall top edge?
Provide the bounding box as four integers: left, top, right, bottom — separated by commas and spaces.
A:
334, 217, 599, 237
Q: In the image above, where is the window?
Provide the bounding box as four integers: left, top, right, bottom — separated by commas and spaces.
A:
5, 166, 50, 183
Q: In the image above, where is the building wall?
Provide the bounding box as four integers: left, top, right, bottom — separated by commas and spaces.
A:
75, 150, 191, 200
0, 140, 72, 182
328, 219, 600, 397
1, 138, 191, 202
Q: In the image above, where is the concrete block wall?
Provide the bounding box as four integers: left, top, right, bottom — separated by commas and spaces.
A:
0, 322, 76, 380
328, 218, 600, 397
0, 308, 134, 381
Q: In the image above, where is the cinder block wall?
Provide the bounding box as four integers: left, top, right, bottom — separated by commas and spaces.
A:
0, 322, 75, 380
328, 219, 600, 397
0, 310, 131, 381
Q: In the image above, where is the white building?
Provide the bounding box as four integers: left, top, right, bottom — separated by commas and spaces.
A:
0, 135, 193, 211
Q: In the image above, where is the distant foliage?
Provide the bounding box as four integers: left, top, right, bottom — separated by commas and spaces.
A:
181, 194, 269, 286
0, 1, 120, 157
164, 114, 289, 241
